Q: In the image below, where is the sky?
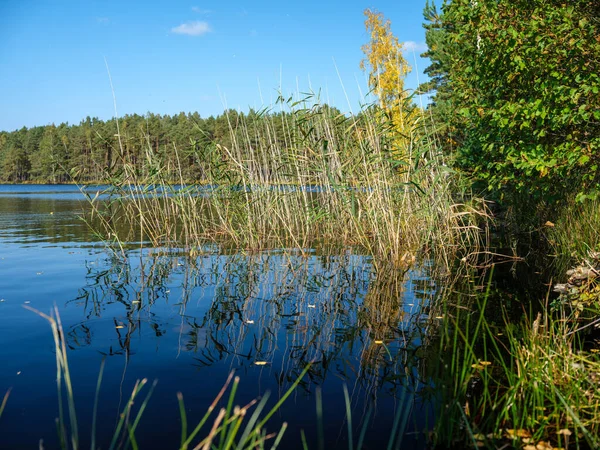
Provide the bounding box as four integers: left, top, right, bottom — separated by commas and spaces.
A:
0, 0, 434, 132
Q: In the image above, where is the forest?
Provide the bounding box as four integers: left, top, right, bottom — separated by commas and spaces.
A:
0, 107, 323, 184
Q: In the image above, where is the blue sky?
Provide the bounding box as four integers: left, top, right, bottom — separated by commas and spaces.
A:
0, 0, 433, 131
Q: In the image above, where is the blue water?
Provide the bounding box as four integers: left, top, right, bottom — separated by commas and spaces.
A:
0, 184, 437, 450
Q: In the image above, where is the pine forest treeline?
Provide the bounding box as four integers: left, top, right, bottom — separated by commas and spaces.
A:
0, 107, 340, 184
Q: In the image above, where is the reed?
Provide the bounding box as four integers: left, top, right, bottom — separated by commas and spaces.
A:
24, 305, 310, 450
86, 95, 488, 269
0, 388, 10, 421
433, 283, 600, 449
547, 198, 600, 262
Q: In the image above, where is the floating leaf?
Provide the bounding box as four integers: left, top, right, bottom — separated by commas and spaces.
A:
505, 429, 532, 439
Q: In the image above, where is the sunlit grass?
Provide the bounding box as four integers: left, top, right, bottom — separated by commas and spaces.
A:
85, 95, 488, 270
433, 281, 600, 449
24, 305, 311, 450
0, 388, 10, 421
547, 198, 600, 262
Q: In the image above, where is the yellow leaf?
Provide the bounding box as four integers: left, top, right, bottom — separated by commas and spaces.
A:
506, 429, 531, 439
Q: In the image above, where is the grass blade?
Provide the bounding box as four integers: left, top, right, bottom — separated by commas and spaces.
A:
90, 358, 106, 450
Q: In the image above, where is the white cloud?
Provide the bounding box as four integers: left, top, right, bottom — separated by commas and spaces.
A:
171, 21, 211, 36
96, 17, 110, 24
402, 41, 428, 53
191, 7, 212, 14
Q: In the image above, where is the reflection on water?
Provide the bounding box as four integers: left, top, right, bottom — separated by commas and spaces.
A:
70, 250, 437, 392
0, 185, 443, 449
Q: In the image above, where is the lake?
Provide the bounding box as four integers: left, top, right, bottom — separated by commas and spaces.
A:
0, 184, 440, 450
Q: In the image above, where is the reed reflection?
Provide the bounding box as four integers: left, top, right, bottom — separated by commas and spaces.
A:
67, 248, 442, 400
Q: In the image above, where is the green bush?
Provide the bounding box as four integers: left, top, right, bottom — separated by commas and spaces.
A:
423, 0, 600, 203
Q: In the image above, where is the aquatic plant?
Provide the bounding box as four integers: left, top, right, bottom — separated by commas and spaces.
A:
433, 276, 600, 449
0, 389, 9, 421
24, 305, 310, 450
547, 199, 600, 264
84, 94, 488, 271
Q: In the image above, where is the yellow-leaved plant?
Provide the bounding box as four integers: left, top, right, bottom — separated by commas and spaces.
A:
360, 9, 413, 169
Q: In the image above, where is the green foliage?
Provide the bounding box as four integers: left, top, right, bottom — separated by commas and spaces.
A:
419, 1, 454, 143
0, 108, 315, 184
435, 290, 600, 449
423, 0, 600, 202
548, 198, 600, 259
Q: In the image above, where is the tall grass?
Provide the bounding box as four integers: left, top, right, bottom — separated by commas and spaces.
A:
547, 198, 600, 261
86, 95, 488, 268
0, 388, 10, 421
24, 305, 311, 450
433, 282, 600, 449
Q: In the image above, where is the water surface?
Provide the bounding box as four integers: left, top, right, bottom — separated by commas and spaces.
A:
0, 184, 440, 449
